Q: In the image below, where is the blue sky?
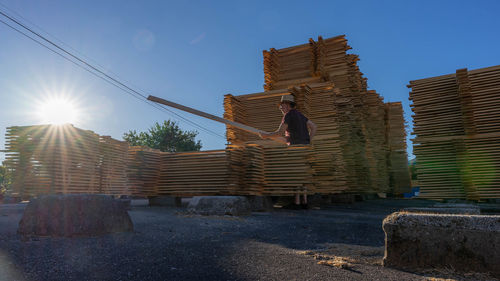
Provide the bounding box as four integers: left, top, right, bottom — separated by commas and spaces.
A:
1, 0, 500, 161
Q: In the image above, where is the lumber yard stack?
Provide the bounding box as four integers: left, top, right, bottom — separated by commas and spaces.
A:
155, 150, 233, 196
127, 142, 314, 197
385, 102, 412, 193
226, 35, 411, 195
4, 124, 126, 197
99, 136, 130, 195
409, 65, 500, 200
127, 146, 162, 196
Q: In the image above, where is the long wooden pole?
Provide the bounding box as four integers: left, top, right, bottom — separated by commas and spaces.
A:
147, 95, 267, 135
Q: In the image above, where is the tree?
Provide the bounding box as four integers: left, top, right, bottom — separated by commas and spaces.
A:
123, 120, 202, 152
0, 161, 10, 196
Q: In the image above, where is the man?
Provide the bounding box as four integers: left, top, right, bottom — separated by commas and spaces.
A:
259, 94, 317, 209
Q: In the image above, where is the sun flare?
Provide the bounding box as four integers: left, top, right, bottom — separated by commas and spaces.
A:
37, 97, 80, 125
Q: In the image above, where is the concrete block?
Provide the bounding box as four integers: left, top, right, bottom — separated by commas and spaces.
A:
187, 196, 251, 216
383, 212, 500, 277
149, 196, 181, 207
403, 207, 480, 215
18, 194, 133, 237
246, 196, 273, 212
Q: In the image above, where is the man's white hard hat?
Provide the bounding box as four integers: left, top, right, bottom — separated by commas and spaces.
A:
280, 95, 295, 103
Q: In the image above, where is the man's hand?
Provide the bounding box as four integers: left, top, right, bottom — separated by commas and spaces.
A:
259, 132, 269, 139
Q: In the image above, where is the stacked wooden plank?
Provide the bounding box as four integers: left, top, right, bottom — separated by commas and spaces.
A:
461, 66, 500, 199
385, 102, 412, 194
260, 142, 314, 195
467, 66, 500, 134
224, 89, 290, 143
226, 143, 264, 195
263, 40, 322, 91
316, 36, 371, 193
223, 94, 251, 143
98, 136, 130, 195
362, 91, 390, 193
300, 82, 348, 193
4, 124, 101, 197
154, 150, 232, 196
127, 146, 162, 196
462, 134, 500, 199
409, 65, 500, 200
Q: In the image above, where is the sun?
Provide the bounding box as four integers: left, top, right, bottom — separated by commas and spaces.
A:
37, 97, 80, 125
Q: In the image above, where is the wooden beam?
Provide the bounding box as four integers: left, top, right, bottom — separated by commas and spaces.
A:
147, 95, 267, 135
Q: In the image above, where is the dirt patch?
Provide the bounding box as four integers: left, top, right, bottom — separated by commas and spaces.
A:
296, 243, 498, 280
296, 243, 384, 268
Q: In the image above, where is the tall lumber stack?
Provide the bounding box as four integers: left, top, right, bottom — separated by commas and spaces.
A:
298, 82, 347, 193
316, 36, 372, 193
362, 91, 390, 192
385, 102, 411, 193
232, 34, 410, 194
409, 65, 500, 200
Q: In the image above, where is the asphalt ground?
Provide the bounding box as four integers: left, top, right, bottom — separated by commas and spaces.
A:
0, 198, 497, 281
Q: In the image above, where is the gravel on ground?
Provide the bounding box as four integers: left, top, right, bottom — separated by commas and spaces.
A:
0, 198, 497, 281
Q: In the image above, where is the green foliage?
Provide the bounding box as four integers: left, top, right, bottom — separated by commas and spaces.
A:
0, 161, 11, 195
123, 120, 202, 152
408, 159, 418, 180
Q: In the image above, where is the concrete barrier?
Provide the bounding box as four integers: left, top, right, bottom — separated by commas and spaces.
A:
187, 196, 251, 216
403, 207, 480, 215
18, 194, 133, 237
383, 212, 500, 277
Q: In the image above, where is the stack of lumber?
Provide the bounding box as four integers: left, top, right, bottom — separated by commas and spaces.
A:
224, 89, 290, 143
4, 125, 101, 197
230, 143, 265, 195
300, 82, 348, 193
98, 136, 130, 195
127, 146, 162, 196
227, 141, 314, 196
223, 35, 411, 195
223, 94, 252, 143
385, 102, 412, 194
362, 91, 390, 192
263, 40, 321, 91
316, 36, 371, 193
316, 35, 367, 91
409, 65, 500, 200
155, 150, 232, 196
261, 143, 314, 195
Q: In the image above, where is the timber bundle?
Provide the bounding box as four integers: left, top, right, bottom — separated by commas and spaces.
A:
4, 125, 129, 197
409, 65, 500, 200
4, 35, 411, 198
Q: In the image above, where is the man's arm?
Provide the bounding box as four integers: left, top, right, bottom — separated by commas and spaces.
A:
259, 122, 288, 144
307, 120, 317, 140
